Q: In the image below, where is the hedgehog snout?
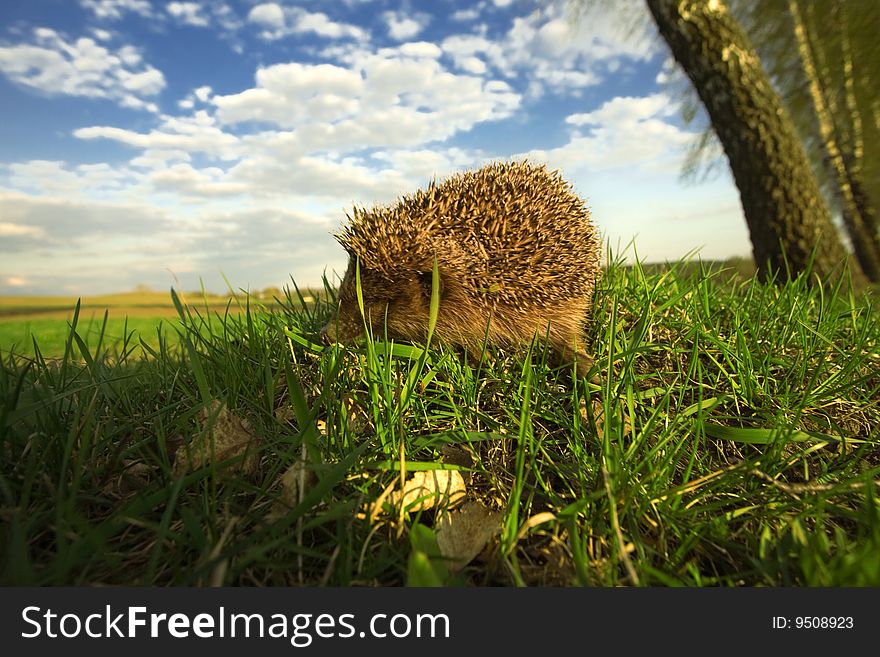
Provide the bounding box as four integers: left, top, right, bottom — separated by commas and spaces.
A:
319, 322, 336, 345
320, 302, 365, 344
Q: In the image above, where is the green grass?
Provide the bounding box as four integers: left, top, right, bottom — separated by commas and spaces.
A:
0, 289, 245, 314
0, 315, 182, 358
0, 287, 306, 358
1, 258, 878, 586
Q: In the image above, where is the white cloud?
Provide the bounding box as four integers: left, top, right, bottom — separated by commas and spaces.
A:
177, 85, 214, 110
441, 33, 503, 75
158, 2, 244, 42
397, 41, 442, 59
75, 111, 241, 159
5, 160, 132, 196
213, 62, 364, 127
191, 45, 518, 203
0, 28, 165, 111
210, 3, 243, 33
566, 94, 676, 127
64, 37, 520, 214
79, 0, 153, 20
370, 147, 480, 182
442, 2, 656, 96
130, 149, 192, 169
382, 11, 430, 41
119, 67, 164, 94
119, 96, 159, 113
538, 69, 598, 90
226, 153, 413, 202
0, 222, 46, 239
3, 276, 29, 288
525, 94, 691, 173
0, 188, 188, 295
456, 56, 487, 75
451, 8, 481, 22
92, 28, 113, 41
0, 182, 347, 294
177, 84, 214, 110
297, 11, 365, 40
248, 4, 367, 41
82, 0, 243, 45
148, 163, 250, 197
210, 45, 519, 147
166, 2, 209, 27
175, 206, 346, 293
507, 92, 748, 266
194, 85, 213, 102
58, 51, 519, 232
3, 3, 669, 295
248, 3, 285, 29
0, 187, 170, 244
116, 44, 142, 66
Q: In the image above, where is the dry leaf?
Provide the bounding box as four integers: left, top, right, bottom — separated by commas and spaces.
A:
515, 511, 557, 543
102, 461, 154, 497
372, 469, 466, 519
435, 501, 503, 573
173, 400, 261, 476
268, 458, 317, 519
582, 398, 631, 440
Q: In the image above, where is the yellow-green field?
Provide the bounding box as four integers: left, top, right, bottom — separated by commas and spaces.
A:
0, 290, 239, 319
0, 290, 285, 358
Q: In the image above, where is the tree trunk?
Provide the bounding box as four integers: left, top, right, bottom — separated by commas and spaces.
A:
792, 0, 880, 281
645, 0, 863, 285
837, 2, 880, 281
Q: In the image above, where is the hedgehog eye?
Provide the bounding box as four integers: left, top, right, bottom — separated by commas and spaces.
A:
416, 270, 443, 300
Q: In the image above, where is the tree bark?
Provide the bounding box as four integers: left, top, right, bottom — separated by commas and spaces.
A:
836, 2, 880, 281
645, 0, 863, 285
792, 0, 880, 281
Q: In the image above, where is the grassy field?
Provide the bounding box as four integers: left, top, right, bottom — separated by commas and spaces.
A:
0, 259, 878, 586
0, 316, 180, 358
0, 289, 294, 358
0, 289, 237, 318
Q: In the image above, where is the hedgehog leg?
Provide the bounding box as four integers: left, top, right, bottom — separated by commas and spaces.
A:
574, 350, 597, 382
551, 334, 598, 383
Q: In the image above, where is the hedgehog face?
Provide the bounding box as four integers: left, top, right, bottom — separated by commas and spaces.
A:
320, 257, 433, 344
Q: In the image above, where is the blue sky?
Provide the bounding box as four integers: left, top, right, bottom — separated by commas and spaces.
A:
0, 0, 749, 296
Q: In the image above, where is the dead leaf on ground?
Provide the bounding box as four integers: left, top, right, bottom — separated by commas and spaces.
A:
101, 461, 154, 497
435, 501, 503, 573
582, 397, 632, 440
268, 458, 318, 520
515, 511, 557, 543
274, 405, 295, 424
173, 400, 261, 476
370, 469, 466, 520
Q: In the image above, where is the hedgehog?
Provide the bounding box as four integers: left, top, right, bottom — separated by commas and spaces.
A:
320, 161, 602, 379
